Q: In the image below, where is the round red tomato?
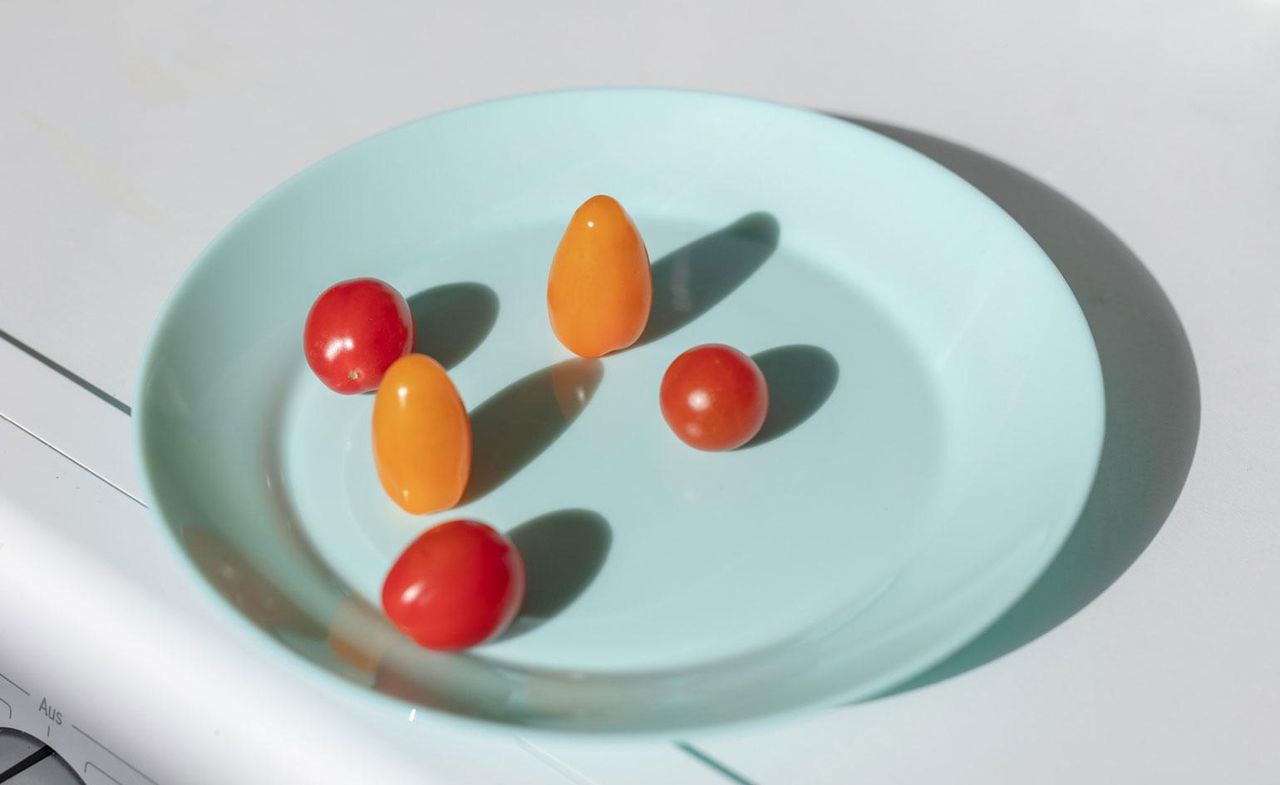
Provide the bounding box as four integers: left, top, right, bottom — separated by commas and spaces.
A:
381, 520, 525, 651
304, 278, 413, 394
660, 344, 769, 451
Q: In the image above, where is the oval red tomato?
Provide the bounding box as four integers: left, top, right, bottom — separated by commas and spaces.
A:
304, 278, 414, 393
381, 520, 525, 651
660, 344, 769, 451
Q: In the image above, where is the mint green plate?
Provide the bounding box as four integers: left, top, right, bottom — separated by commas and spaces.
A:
134, 88, 1103, 737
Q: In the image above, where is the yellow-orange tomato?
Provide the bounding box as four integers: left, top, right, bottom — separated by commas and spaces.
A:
372, 354, 471, 514
547, 195, 652, 357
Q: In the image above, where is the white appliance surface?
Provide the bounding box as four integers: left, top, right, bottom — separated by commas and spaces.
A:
2, 1, 1278, 783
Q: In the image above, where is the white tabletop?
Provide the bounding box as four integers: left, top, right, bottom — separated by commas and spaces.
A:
2, 1, 1278, 782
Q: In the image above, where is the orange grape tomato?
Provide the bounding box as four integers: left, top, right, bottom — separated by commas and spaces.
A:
372, 354, 471, 514
547, 195, 652, 357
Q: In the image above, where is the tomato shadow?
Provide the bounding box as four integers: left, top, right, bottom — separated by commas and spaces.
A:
745, 344, 839, 448
463, 359, 604, 503
637, 212, 780, 345
407, 282, 498, 370
500, 508, 612, 639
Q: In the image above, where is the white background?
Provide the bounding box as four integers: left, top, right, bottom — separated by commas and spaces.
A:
1, 1, 1278, 782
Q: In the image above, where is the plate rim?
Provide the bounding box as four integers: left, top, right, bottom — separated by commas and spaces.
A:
131, 85, 1106, 739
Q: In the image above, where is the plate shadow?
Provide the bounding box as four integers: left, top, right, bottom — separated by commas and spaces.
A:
829, 115, 1201, 698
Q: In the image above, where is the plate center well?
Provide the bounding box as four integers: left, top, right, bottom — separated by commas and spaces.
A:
283, 216, 945, 672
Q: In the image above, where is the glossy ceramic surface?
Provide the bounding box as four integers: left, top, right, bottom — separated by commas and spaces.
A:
134, 88, 1104, 736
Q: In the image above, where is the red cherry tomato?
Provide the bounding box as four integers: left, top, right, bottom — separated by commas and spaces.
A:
304, 278, 414, 394
660, 344, 769, 451
381, 520, 525, 651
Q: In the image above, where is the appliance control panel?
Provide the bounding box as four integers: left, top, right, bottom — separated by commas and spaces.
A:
0, 729, 82, 785
1, 675, 153, 785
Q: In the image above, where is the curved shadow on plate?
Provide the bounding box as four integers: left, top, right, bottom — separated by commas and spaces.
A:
464, 359, 604, 503
829, 115, 1201, 698
746, 344, 839, 448
500, 508, 612, 640
408, 282, 498, 370
638, 212, 780, 345
180, 522, 328, 642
